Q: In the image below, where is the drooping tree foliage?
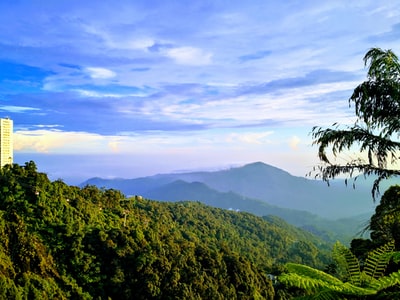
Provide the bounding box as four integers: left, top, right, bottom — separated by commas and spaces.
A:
311, 48, 400, 199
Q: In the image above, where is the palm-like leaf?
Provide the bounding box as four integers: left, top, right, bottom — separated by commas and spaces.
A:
280, 240, 400, 298
279, 264, 376, 298
278, 272, 334, 294
312, 125, 400, 167
311, 125, 400, 199
364, 240, 395, 282
333, 241, 361, 285
374, 270, 400, 291
284, 263, 343, 286
310, 48, 400, 200
351, 81, 400, 135
363, 48, 400, 81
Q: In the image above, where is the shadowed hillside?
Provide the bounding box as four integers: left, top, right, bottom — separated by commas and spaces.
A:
83, 162, 375, 219
0, 161, 333, 299
83, 162, 376, 243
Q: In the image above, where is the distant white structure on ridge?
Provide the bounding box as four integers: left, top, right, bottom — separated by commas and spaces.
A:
0, 118, 13, 167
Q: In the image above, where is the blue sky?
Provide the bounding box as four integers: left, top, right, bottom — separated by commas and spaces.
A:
1, 1, 399, 184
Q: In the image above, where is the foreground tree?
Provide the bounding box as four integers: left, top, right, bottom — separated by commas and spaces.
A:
311, 48, 400, 199
368, 185, 400, 248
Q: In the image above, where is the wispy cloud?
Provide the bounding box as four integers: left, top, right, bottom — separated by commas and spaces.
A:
163, 46, 213, 65
0, 0, 398, 180
14, 128, 277, 155
288, 136, 301, 150
226, 131, 274, 144
366, 22, 400, 43
14, 129, 106, 153
85, 67, 116, 79
0, 105, 40, 113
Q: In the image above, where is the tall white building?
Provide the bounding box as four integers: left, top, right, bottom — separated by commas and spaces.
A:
0, 118, 13, 167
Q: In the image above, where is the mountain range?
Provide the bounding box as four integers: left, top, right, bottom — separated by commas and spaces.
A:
82, 162, 377, 218
82, 162, 388, 242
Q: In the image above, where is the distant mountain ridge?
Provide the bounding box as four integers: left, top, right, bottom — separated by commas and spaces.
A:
82, 162, 374, 219
82, 162, 379, 243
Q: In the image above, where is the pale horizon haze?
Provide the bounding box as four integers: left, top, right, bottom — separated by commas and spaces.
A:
1, 1, 399, 184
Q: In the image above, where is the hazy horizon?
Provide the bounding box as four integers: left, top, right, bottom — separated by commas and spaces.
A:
2, 1, 399, 183
15, 153, 303, 185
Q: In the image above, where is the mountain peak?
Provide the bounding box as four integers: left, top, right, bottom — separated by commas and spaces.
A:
225, 161, 292, 179
82, 161, 373, 219
241, 161, 286, 171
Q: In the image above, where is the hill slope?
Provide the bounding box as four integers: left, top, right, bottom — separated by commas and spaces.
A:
0, 161, 332, 299
83, 162, 374, 219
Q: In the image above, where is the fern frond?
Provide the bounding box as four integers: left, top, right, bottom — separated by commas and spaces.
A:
373, 269, 400, 291
312, 289, 341, 300
285, 263, 343, 285
279, 271, 377, 298
333, 241, 361, 285
281, 240, 400, 299
364, 240, 395, 282
340, 282, 377, 296
278, 272, 341, 295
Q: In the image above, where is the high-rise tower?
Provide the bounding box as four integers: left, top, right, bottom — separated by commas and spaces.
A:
0, 118, 13, 167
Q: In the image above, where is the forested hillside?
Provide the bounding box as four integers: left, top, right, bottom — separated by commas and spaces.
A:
0, 162, 332, 299
83, 162, 374, 219
84, 162, 374, 244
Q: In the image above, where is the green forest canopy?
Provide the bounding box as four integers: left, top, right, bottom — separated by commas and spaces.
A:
0, 161, 332, 299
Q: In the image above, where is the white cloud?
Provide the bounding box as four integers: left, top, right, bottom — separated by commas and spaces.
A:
85, 67, 116, 79
82, 23, 156, 51
164, 47, 212, 65
4, 1, 399, 183
146, 80, 356, 130
226, 131, 274, 144
74, 87, 153, 98
125, 38, 155, 50
0, 105, 40, 113
108, 140, 120, 153
107, 35, 156, 51
289, 136, 301, 150
14, 128, 277, 155
14, 130, 105, 153
74, 89, 122, 98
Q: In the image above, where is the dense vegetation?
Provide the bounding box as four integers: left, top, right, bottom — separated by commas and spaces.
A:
0, 161, 332, 299
280, 240, 400, 299
85, 162, 373, 245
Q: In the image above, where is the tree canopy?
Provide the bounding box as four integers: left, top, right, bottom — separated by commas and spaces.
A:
0, 161, 332, 299
368, 185, 400, 248
311, 48, 400, 199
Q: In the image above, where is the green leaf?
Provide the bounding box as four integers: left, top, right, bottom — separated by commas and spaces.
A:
363, 240, 395, 282
333, 241, 361, 285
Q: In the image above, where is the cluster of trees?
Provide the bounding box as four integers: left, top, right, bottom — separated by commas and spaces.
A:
279, 48, 400, 298
0, 161, 333, 299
